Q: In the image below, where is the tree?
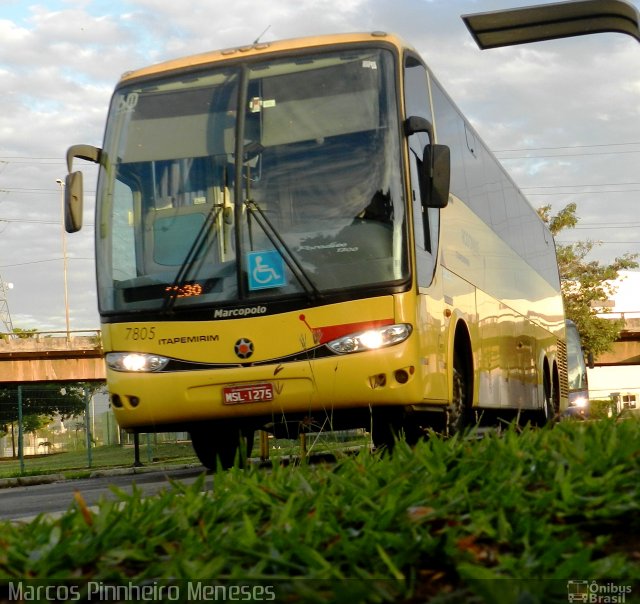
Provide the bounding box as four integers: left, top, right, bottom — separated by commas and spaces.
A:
0, 327, 37, 340
22, 413, 51, 451
12, 328, 38, 339
538, 202, 638, 358
0, 383, 89, 427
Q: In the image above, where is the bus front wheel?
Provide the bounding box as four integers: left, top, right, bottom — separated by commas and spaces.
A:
190, 422, 253, 471
371, 408, 423, 453
446, 366, 470, 436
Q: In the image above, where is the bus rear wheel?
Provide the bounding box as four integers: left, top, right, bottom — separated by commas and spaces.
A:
535, 369, 555, 427
190, 422, 253, 471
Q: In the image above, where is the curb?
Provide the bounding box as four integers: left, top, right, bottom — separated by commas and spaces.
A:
0, 473, 66, 489
89, 463, 201, 478
18, 473, 66, 486
0, 463, 202, 489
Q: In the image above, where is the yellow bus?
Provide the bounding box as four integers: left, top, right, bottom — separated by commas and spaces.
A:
64, 32, 567, 468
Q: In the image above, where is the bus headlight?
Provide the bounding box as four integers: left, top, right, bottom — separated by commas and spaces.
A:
570, 396, 588, 408
327, 323, 412, 354
106, 352, 170, 372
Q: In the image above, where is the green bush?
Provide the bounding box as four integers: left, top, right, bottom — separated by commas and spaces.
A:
1, 419, 639, 603
589, 398, 616, 420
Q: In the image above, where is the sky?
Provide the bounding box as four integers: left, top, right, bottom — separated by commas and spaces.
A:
1, 0, 639, 332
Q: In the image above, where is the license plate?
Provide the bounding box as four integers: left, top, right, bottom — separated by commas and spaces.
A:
223, 383, 274, 404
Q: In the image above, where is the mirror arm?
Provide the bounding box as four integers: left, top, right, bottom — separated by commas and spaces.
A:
403, 116, 434, 140
66, 144, 101, 173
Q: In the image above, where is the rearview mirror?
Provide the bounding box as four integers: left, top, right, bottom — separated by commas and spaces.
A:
65, 171, 84, 233
64, 144, 102, 233
421, 144, 451, 209
404, 116, 451, 208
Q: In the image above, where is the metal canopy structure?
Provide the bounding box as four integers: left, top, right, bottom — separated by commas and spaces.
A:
462, 0, 640, 49
0, 278, 14, 337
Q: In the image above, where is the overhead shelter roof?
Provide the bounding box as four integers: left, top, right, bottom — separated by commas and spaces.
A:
462, 0, 640, 49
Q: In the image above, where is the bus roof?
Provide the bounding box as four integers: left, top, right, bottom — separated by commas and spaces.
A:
118, 32, 409, 84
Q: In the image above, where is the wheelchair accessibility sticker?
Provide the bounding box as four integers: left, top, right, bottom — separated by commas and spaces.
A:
247, 250, 287, 291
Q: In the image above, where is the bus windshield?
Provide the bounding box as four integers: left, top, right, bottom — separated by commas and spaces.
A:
566, 320, 588, 401
95, 47, 407, 314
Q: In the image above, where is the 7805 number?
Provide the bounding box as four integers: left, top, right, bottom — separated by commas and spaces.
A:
125, 327, 156, 341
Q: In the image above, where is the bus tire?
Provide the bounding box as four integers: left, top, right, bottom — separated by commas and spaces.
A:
371, 408, 402, 453
372, 405, 425, 453
190, 422, 253, 471
446, 367, 466, 436
535, 367, 555, 427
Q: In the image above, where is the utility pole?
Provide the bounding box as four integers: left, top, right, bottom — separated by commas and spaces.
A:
0, 277, 14, 337
56, 179, 71, 339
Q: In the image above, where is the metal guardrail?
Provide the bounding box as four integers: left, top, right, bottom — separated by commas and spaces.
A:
611, 315, 640, 327
0, 329, 101, 341
596, 312, 640, 321
0, 330, 102, 353
0, 331, 105, 381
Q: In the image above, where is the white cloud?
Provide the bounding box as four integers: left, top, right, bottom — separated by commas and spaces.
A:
1, 0, 639, 331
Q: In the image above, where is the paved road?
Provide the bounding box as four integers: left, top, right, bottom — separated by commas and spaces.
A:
0, 467, 213, 522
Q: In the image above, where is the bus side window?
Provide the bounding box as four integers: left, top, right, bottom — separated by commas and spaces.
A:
111, 176, 138, 282
409, 140, 430, 251
404, 55, 438, 285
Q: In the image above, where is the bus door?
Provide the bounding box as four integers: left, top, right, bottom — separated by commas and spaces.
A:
403, 55, 447, 401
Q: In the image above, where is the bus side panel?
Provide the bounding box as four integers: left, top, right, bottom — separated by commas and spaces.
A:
476, 290, 512, 409
440, 194, 564, 411
414, 271, 449, 404
429, 71, 564, 412
440, 266, 478, 402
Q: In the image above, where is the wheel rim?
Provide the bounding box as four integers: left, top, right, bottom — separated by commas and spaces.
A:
542, 371, 554, 424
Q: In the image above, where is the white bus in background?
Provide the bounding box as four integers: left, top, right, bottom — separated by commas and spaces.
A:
564, 320, 590, 418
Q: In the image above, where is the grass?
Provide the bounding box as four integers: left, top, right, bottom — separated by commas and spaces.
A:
0, 442, 199, 479
0, 419, 639, 603
0, 432, 368, 479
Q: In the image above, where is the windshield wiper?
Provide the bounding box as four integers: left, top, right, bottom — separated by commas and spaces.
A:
245, 199, 321, 302
162, 204, 224, 313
